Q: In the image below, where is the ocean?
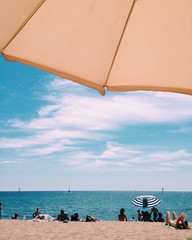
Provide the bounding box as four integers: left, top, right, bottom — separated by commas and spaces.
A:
0, 191, 191, 222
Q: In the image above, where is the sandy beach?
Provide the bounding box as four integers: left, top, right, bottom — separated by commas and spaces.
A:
0, 220, 191, 240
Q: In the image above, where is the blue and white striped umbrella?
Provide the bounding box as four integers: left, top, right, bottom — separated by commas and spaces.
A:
131, 195, 161, 208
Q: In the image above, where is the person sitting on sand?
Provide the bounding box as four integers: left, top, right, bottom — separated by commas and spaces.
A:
156, 212, 165, 222
143, 211, 153, 222
0, 202, 2, 219
165, 211, 189, 229
12, 213, 19, 219
118, 208, 128, 221
33, 208, 41, 218
137, 210, 143, 221
71, 213, 80, 221
57, 210, 69, 222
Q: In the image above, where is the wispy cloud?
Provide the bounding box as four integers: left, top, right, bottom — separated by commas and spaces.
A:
56, 141, 192, 172
6, 79, 192, 137
1, 78, 192, 173
0, 159, 30, 165
149, 149, 192, 160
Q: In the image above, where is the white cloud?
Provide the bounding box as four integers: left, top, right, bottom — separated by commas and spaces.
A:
25, 145, 66, 156
14, 78, 192, 132
7, 79, 192, 136
177, 160, 192, 166
99, 141, 142, 159
38, 105, 62, 117
1, 78, 192, 174
55, 140, 192, 172
0, 159, 30, 165
149, 150, 192, 160
0, 138, 37, 148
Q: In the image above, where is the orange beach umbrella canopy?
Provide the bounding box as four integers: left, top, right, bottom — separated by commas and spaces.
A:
0, 0, 192, 95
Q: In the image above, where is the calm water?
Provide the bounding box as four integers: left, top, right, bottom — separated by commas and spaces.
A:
0, 191, 191, 221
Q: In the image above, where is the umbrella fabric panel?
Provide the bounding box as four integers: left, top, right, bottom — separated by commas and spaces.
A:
108, 0, 192, 94
0, 0, 43, 51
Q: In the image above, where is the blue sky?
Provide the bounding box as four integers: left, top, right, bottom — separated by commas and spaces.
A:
0, 54, 192, 191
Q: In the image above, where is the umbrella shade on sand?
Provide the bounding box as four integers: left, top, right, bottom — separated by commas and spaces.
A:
132, 195, 161, 208
1, 0, 192, 95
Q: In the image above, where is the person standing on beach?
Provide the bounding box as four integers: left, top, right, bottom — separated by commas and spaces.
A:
0, 203, 2, 219
150, 207, 159, 222
118, 208, 128, 221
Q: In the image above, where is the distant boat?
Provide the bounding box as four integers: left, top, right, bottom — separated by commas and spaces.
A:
68, 185, 71, 192
162, 188, 164, 193
18, 187, 21, 193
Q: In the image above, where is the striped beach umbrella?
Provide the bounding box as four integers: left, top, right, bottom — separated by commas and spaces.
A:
131, 195, 161, 208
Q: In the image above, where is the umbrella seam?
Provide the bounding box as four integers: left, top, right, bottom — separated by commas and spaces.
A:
104, 0, 138, 88
2, 0, 47, 52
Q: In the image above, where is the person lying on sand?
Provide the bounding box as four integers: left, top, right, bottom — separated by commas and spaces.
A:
85, 215, 100, 222
165, 211, 190, 229
32, 214, 54, 222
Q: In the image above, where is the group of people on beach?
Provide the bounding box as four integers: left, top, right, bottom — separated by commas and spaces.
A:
118, 207, 190, 230
5, 207, 100, 223
118, 207, 165, 223
31, 208, 99, 222
2, 204, 190, 230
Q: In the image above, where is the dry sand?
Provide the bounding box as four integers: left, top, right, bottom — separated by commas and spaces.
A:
0, 220, 192, 240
